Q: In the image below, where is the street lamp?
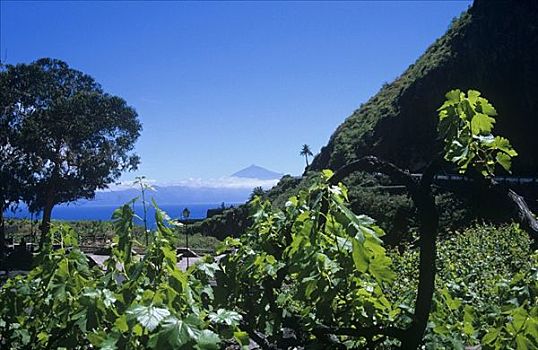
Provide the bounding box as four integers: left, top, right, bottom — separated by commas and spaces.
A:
182, 207, 191, 267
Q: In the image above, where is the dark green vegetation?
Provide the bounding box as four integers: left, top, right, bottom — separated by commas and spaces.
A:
0, 58, 141, 250
3, 219, 131, 247
190, 205, 250, 241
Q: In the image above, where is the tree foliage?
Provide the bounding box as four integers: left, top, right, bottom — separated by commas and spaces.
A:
0, 63, 38, 252
249, 186, 265, 201
0, 58, 141, 238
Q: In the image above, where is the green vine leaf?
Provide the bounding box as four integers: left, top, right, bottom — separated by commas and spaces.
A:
208, 309, 242, 327
195, 329, 221, 350
471, 113, 495, 135
127, 305, 171, 331
150, 315, 201, 348
438, 89, 517, 177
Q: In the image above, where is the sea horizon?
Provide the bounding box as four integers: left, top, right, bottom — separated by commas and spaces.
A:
4, 202, 243, 228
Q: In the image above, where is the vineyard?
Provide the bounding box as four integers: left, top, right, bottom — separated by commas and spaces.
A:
0, 90, 537, 349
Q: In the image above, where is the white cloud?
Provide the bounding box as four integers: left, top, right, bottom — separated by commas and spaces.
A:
102, 176, 278, 192
101, 178, 158, 192
172, 176, 279, 189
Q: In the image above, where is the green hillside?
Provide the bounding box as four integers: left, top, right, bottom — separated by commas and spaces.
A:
311, 0, 538, 175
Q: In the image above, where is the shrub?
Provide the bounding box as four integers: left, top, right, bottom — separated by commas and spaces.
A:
390, 224, 538, 349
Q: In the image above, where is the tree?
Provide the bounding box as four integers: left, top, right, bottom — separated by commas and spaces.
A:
249, 186, 265, 201
0, 58, 142, 244
300, 144, 313, 168
182, 208, 190, 220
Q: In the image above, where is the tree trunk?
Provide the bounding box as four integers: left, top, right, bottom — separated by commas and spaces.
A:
0, 201, 5, 260
401, 185, 438, 350
39, 161, 59, 248
473, 175, 538, 245
39, 196, 55, 248
506, 188, 538, 243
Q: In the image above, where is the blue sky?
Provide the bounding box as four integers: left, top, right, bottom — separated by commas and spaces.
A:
1, 0, 471, 183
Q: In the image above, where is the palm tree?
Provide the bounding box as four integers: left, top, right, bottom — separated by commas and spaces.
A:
300, 144, 313, 168
249, 186, 265, 201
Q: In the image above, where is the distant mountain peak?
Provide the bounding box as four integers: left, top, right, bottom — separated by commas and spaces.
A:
232, 165, 283, 180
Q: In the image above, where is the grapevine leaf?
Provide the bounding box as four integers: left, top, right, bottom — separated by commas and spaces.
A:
208, 309, 242, 327
476, 134, 495, 146
496, 153, 512, 173
133, 324, 143, 336
477, 97, 498, 116
368, 255, 395, 282
321, 169, 334, 180
156, 316, 201, 347
467, 89, 481, 105
471, 113, 495, 134
234, 331, 250, 349
114, 315, 129, 333
127, 305, 170, 331
336, 201, 382, 243
102, 289, 116, 308
444, 89, 462, 105
516, 334, 529, 350
100, 335, 119, 350
463, 305, 475, 336
512, 307, 528, 331
37, 331, 49, 344
195, 329, 221, 350
352, 238, 368, 273
161, 245, 177, 264
288, 232, 305, 256
494, 136, 518, 156
482, 328, 499, 344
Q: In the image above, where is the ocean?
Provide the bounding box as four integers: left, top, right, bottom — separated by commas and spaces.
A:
5, 202, 242, 228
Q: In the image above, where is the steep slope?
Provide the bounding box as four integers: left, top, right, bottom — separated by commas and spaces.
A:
311, 0, 538, 175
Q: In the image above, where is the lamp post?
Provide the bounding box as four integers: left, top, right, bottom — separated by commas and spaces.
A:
182, 207, 191, 267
